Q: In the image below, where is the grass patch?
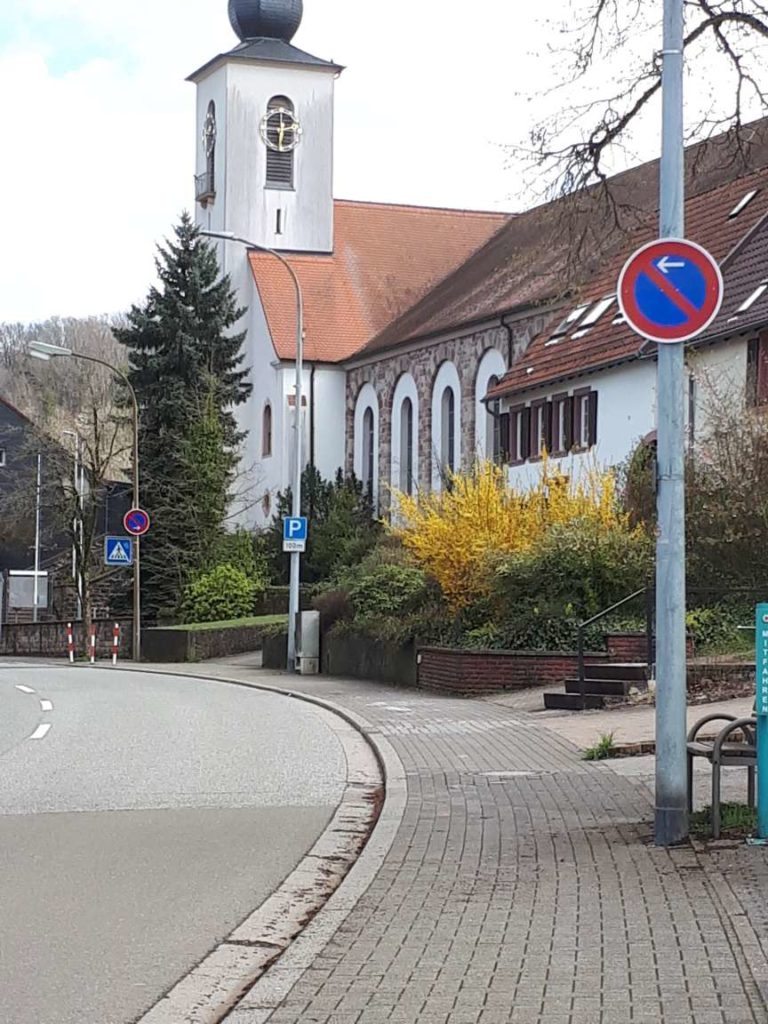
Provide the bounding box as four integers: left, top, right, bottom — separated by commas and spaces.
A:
690, 802, 757, 838
583, 732, 617, 761
172, 614, 287, 632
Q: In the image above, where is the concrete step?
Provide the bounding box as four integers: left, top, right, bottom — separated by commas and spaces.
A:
544, 692, 605, 711
585, 663, 648, 682
564, 678, 642, 697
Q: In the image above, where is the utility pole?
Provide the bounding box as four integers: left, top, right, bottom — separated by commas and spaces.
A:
655, 0, 688, 845
199, 229, 305, 673
33, 452, 42, 624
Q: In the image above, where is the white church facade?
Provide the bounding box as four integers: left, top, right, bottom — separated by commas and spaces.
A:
189, 0, 509, 523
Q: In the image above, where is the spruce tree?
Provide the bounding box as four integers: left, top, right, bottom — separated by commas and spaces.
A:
115, 213, 252, 617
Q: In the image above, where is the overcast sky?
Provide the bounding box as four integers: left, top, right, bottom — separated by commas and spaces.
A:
0, 0, 753, 323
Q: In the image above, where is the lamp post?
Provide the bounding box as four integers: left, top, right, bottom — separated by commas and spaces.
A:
201, 228, 304, 673
28, 340, 142, 662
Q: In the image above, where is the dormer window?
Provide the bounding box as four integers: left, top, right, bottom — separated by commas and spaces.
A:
261, 96, 300, 189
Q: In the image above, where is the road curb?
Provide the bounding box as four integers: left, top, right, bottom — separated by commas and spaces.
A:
122, 667, 407, 1024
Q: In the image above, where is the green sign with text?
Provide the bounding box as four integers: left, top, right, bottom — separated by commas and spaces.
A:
757, 604, 768, 716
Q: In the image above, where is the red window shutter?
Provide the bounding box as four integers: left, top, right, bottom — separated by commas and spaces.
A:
543, 402, 553, 454
521, 408, 531, 460
499, 412, 510, 463
588, 391, 599, 447
564, 397, 574, 451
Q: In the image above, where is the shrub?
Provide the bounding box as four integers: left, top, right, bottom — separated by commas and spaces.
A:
313, 588, 354, 632
686, 604, 753, 655
264, 468, 380, 584
211, 529, 269, 588
491, 516, 653, 623
346, 563, 429, 618
180, 564, 256, 624
393, 460, 639, 611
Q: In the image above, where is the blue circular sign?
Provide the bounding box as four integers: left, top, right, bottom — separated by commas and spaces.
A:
618, 238, 724, 344
124, 508, 150, 536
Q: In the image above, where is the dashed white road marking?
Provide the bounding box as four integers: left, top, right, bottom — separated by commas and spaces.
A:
15, 685, 36, 695
40, 700, 53, 712
30, 724, 52, 741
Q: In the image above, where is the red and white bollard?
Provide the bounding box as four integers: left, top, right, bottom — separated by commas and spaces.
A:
89, 627, 97, 665
67, 623, 74, 664
112, 623, 120, 666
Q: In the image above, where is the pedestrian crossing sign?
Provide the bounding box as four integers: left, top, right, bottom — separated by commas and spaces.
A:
105, 537, 134, 567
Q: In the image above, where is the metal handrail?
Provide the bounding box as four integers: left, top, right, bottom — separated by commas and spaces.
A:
577, 584, 655, 709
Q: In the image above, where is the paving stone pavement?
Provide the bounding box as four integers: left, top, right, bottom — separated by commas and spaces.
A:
155, 667, 768, 1024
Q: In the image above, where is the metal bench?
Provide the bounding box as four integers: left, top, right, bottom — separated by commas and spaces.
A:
686, 713, 756, 839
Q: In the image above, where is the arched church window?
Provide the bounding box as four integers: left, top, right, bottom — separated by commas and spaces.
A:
400, 398, 414, 495
441, 387, 456, 474
362, 407, 375, 495
261, 96, 300, 189
262, 402, 273, 457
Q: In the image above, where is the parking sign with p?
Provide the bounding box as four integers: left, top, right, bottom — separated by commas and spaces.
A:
283, 516, 308, 553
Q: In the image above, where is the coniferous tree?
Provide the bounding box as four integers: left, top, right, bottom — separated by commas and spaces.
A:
115, 213, 252, 617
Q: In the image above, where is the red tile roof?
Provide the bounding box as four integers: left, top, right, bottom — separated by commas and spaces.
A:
250, 200, 509, 363
365, 118, 768, 356
489, 169, 768, 400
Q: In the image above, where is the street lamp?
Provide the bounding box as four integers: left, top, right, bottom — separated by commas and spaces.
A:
200, 229, 304, 674
28, 340, 142, 662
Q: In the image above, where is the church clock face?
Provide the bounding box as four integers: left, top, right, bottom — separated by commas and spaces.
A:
260, 107, 302, 153
202, 108, 217, 158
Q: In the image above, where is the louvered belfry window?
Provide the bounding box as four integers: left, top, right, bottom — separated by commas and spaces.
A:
265, 96, 295, 189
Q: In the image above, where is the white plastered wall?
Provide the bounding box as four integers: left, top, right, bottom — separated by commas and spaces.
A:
504, 360, 658, 489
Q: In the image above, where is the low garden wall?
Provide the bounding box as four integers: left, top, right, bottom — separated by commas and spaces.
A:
142, 623, 276, 663
417, 647, 607, 696
322, 633, 417, 687
0, 618, 133, 659
606, 632, 650, 662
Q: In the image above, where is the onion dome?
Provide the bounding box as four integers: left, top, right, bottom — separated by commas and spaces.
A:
228, 0, 304, 42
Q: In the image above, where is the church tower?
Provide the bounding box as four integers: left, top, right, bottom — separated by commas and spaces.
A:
188, 0, 342, 255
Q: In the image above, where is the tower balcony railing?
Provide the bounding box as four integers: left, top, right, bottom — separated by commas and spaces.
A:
195, 171, 216, 206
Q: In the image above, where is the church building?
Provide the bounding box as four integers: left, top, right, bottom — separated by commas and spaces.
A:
189, 0, 510, 522
190, 1, 768, 525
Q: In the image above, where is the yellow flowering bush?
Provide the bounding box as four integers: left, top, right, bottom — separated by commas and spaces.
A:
392, 459, 641, 612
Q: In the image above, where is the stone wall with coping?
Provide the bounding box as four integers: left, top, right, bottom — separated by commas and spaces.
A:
0, 618, 133, 659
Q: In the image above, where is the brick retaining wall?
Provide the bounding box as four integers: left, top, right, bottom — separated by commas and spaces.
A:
606, 632, 650, 662
417, 647, 607, 696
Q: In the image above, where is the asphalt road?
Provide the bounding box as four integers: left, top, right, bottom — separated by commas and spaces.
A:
0, 665, 347, 1024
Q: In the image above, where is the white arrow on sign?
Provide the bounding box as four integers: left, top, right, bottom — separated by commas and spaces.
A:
657, 256, 686, 275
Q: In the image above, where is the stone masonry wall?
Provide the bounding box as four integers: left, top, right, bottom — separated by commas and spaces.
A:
345, 308, 550, 501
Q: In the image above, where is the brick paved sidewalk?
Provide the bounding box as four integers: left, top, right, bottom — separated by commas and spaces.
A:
157, 666, 768, 1024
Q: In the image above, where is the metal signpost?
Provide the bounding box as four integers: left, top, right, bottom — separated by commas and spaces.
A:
755, 605, 768, 841
617, 0, 728, 846
105, 537, 134, 567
